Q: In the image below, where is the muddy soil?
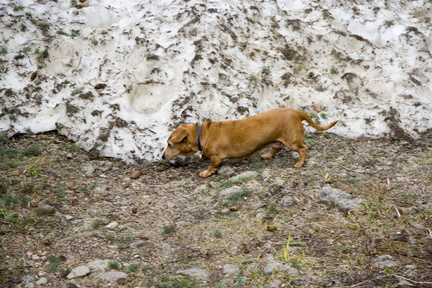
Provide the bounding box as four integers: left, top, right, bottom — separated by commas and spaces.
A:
1, 131, 431, 287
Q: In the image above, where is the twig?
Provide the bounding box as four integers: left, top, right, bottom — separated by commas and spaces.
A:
394, 207, 401, 218
394, 274, 432, 286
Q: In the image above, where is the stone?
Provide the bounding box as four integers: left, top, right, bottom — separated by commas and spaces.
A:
36, 277, 48, 285
280, 196, 299, 207
82, 163, 95, 175
94, 271, 128, 282
223, 264, 240, 276
319, 186, 364, 212
372, 255, 399, 269
106, 221, 119, 229
67, 265, 90, 279
218, 186, 243, 198
176, 268, 208, 279
230, 171, 258, 182
264, 261, 287, 275
264, 261, 298, 276
218, 165, 236, 177
87, 259, 110, 271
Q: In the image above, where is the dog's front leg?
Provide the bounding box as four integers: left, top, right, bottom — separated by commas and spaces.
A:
199, 156, 222, 178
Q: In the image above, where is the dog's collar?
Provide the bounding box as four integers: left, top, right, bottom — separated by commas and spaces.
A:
197, 125, 202, 151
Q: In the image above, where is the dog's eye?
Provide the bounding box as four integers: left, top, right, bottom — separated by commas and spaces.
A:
168, 143, 172, 147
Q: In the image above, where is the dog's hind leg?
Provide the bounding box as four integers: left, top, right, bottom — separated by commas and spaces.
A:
260, 142, 284, 159
293, 144, 308, 168
260, 147, 282, 159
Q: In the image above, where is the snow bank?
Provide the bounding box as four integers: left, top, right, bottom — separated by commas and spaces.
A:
1, 0, 431, 163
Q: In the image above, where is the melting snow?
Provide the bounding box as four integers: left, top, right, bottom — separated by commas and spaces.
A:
1, 0, 431, 163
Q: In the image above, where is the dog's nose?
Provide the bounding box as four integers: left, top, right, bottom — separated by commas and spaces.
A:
162, 153, 166, 160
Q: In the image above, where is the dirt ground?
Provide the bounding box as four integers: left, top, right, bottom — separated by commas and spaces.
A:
1, 131, 431, 288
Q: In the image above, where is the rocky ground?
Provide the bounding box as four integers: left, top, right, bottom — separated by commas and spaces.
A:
1, 130, 432, 288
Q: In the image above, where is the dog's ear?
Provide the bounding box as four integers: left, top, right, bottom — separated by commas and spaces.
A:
170, 128, 189, 143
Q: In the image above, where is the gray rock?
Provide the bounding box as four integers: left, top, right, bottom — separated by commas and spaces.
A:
94, 271, 128, 282
264, 261, 288, 275
230, 171, 258, 182
218, 165, 236, 177
21, 275, 35, 283
131, 240, 146, 247
67, 265, 90, 279
264, 261, 297, 275
223, 264, 240, 276
218, 186, 243, 198
82, 163, 95, 175
87, 260, 110, 272
36, 277, 48, 285
280, 196, 299, 207
176, 268, 208, 279
372, 255, 399, 269
319, 186, 364, 212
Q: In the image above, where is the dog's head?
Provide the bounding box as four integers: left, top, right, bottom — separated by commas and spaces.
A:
163, 124, 198, 160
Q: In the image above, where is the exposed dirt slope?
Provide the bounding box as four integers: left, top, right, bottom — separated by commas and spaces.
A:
1, 131, 432, 287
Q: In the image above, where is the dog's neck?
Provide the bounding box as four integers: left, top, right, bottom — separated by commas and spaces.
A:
197, 125, 203, 151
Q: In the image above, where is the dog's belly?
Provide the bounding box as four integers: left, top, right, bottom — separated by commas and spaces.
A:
228, 141, 283, 160
261, 141, 284, 150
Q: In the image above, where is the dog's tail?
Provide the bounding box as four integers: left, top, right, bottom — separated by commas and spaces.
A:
300, 111, 339, 131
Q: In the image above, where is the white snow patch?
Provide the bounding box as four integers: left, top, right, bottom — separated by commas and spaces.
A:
1, 0, 431, 163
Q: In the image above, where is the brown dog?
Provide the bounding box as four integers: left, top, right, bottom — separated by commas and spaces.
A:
163, 107, 338, 177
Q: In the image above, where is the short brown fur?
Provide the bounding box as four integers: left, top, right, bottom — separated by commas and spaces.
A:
163, 108, 338, 177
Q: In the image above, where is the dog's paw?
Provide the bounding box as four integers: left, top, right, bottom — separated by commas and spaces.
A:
293, 162, 303, 168
199, 170, 212, 178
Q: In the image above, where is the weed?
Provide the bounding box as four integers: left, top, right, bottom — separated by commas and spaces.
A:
248, 160, 265, 169
127, 263, 139, 273
330, 66, 338, 74
304, 138, 315, 145
14, 54, 25, 60
32, 207, 56, 217
3, 211, 18, 223
92, 219, 102, 229
223, 190, 251, 206
37, 21, 50, 30
320, 113, 327, 119
106, 232, 115, 241
262, 67, 271, 75
153, 276, 195, 288
1, 195, 18, 208
57, 30, 70, 36
309, 113, 319, 119
68, 144, 81, 152
213, 230, 223, 238
0, 46, 7, 55
46, 255, 61, 273
36, 48, 49, 63
13, 6, 25, 11
218, 176, 251, 191
249, 74, 258, 81
91, 38, 99, 46
108, 260, 120, 270
281, 235, 292, 263
214, 282, 227, 288
72, 87, 84, 95
162, 225, 175, 235
19, 182, 36, 194
20, 24, 27, 32
235, 271, 247, 286
28, 168, 40, 177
